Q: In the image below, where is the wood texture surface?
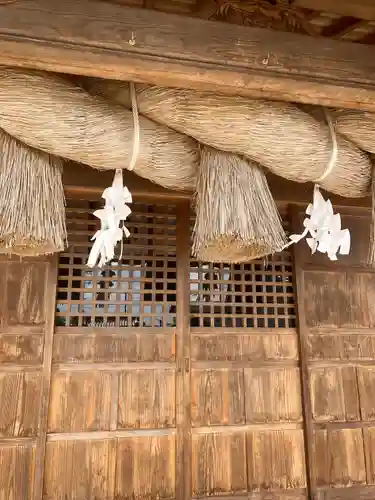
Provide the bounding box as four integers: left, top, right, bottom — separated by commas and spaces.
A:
3, 196, 375, 499
39, 199, 306, 499
294, 0, 375, 22
2, 0, 375, 110
63, 162, 373, 211
0, 255, 57, 500
292, 208, 375, 500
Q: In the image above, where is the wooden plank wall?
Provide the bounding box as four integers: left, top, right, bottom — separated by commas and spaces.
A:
47, 200, 180, 500
2, 197, 375, 500
293, 207, 375, 500
0, 254, 57, 500
188, 218, 307, 499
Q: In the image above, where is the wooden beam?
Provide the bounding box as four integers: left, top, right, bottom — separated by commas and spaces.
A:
63, 162, 188, 201
321, 17, 364, 39
63, 162, 372, 209
294, 0, 375, 22
359, 31, 375, 45
2, 1, 375, 111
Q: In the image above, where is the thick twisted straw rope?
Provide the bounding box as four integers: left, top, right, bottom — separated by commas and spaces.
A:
85, 79, 371, 199
0, 67, 199, 192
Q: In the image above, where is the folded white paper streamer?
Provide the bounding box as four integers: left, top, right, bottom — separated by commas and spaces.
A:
287, 185, 350, 261
87, 169, 132, 268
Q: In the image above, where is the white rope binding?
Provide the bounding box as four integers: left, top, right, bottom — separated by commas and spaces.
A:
314, 109, 338, 185
284, 109, 351, 261
87, 82, 140, 268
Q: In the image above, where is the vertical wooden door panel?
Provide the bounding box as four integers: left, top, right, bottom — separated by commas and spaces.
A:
293, 208, 375, 500
44, 439, 116, 500
0, 444, 35, 500
48, 371, 114, 432
0, 255, 57, 500
44, 200, 181, 500
189, 216, 307, 500
0, 372, 42, 437
118, 369, 176, 429
192, 432, 248, 496
247, 430, 306, 491
116, 435, 176, 499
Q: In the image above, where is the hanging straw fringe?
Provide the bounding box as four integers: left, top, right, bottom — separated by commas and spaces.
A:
0, 67, 199, 192
0, 129, 66, 256
193, 146, 287, 263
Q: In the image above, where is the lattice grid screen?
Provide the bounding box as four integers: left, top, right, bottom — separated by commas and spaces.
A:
56, 200, 177, 328
56, 201, 296, 329
189, 252, 295, 329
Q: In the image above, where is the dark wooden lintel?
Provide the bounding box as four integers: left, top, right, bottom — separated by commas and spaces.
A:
2, 0, 375, 111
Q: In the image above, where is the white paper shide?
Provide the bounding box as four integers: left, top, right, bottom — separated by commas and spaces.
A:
288, 185, 350, 260
87, 169, 132, 268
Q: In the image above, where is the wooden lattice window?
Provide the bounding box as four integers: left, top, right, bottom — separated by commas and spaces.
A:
55, 200, 177, 328
189, 225, 296, 328
56, 200, 295, 329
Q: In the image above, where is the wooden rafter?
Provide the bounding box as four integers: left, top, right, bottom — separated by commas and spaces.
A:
2, 0, 375, 111
321, 16, 365, 38
359, 31, 375, 45
293, 0, 375, 22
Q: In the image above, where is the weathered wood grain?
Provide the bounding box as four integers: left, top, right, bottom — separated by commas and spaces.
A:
362, 427, 375, 484
175, 201, 191, 500
6, 262, 47, 327
357, 368, 375, 420
2, 0, 375, 109
116, 435, 176, 499
244, 367, 302, 424
192, 432, 247, 496
44, 439, 116, 499
247, 430, 307, 491
32, 257, 58, 500
307, 332, 375, 361
0, 262, 7, 331
191, 333, 298, 362
293, 209, 375, 499
303, 270, 375, 329
52, 331, 176, 363
191, 369, 245, 426
0, 443, 35, 500
314, 485, 375, 500
0, 372, 41, 437
48, 371, 114, 432
310, 367, 360, 422
295, 0, 375, 22
312, 429, 366, 488
295, 214, 371, 268
0, 335, 44, 365
118, 369, 176, 429
64, 162, 373, 209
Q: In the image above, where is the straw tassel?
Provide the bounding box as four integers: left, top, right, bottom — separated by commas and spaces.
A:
193, 146, 287, 263
0, 128, 66, 256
